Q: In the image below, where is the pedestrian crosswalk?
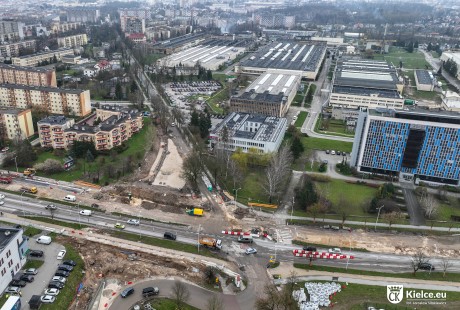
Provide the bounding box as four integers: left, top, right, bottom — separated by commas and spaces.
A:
275, 227, 293, 244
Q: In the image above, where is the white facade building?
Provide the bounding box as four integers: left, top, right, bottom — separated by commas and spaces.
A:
0, 227, 28, 294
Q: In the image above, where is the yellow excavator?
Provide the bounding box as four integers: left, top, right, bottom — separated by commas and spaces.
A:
23, 168, 36, 176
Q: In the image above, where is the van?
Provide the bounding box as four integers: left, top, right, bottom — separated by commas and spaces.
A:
237, 236, 253, 244
79, 210, 92, 216
36, 236, 52, 245
64, 195, 76, 202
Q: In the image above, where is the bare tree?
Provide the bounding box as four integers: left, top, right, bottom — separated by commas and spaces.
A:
49, 208, 56, 220
334, 194, 349, 226
255, 284, 282, 310
262, 144, 293, 203
181, 151, 202, 188
171, 280, 190, 310
228, 158, 243, 188
440, 258, 452, 278
382, 211, 403, 229
206, 295, 224, 310
410, 249, 430, 276
420, 193, 439, 219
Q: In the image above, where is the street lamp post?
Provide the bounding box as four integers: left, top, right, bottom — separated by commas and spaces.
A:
14, 156, 18, 173
290, 197, 295, 223
197, 224, 201, 253
234, 188, 241, 205
375, 205, 385, 231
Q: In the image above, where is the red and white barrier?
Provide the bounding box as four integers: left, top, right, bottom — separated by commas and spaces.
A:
222, 230, 251, 236
292, 249, 354, 259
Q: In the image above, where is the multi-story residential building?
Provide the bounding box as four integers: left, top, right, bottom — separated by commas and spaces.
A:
0, 84, 91, 116
119, 8, 151, 32
329, 59, 404, 110
37, 115, 75, 149
122, 17, 146, 35
50, 22, 82, 35
0, 108, 34, 141
57, 34, 88, 48
0, 40, 36, 58
12, 48, 74, 67
351, 108, 460, 186
0, 21, 24, 43
0, 227, 28, 294
440, 52, 460, 79
66, 8, 100, 23
38, 106, 143, 151
209, 112, 287, 153
0, 64, 56, 87
229, 72, 301, 117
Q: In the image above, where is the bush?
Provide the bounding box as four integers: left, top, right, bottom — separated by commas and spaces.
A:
318, 163, 327, 172
204, 266, 217, 284
34, 159, 64, 174
308, 174, 331, 183
336, 162, 352, 175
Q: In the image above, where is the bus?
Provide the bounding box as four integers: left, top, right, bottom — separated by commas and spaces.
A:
0, 296, 21, 310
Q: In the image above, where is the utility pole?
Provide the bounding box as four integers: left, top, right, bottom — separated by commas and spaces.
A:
375, 205, 385, 231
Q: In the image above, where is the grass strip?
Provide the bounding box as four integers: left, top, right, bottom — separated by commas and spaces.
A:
22, 216, 89, 230
23, 259, 44, 270
293, 263, 460, 282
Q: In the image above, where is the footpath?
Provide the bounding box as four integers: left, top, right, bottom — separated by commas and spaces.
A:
271, 262, 460, 292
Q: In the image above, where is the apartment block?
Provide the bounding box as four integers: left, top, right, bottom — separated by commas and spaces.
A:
0, 64, 56, 87
0, 40, 36, 58
0, 84, 91, 116
0, 108, 34, 140
0, 21, 24, 43
351, 108, 460, 186
66, 8, 100, 23
0, 227, 28, 294
57, 34, 88, 48
37, 115, 75, 149
12, 48, 74, 67
50, 22, 82, 35
119, 8, 151, 32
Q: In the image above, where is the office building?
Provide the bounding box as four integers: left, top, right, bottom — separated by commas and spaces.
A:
0, 40, 36, 58
414, 70, 434, 91
12, 48, 74, 67
209, 112, 287, 154
37, 115, 75, 149
0, 108, 34, 141
66, 8, 100, 23
440, 52, 460, 79
236, 41, 326, 80
329, 59, 404, 110
0, 21, 24, 43
0, 84, 91, 116
57, 34, 88, 48
229, 72, 301, 117
442, 91, 460, 112
0, 227, 28, 294
351, 108, 460, 186
0, 64, 56, 87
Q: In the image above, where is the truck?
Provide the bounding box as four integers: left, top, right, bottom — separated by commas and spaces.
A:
23, 168, 36, 176
0, 176, 12, 184
199, 237, 222, 250
186, 208, 203, 216
20, 186, 37, 194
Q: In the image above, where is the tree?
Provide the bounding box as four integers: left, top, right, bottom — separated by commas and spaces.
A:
71, 141, 96, 158
427, 42, 433, 51
130, 80, 138, 93
15, 140, 37, 167
181, 151, 202, 187
294, 175, 318, 211
86, 149, 95, 162
115, 82, 123, 100
262, 144, 293, 203
34, 159, 64, 174
206, 295, 224, 310
49, 207, 56, 220
335, 194, 349, 226
255, 275, 298, 310
440, 258, 452, 278
406, 42, 414, 53
171, 280, 190, 310
382, 211, 403, 229
410, 250, 430, 276
419, 193, 439, 219
309, 202, 323, 223
290, 134, 304, 160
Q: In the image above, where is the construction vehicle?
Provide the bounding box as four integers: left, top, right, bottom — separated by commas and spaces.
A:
23, 168, 36, 176
0, 176, 12, 184
186, 208, 203, 216
199, 237, 222, 250
19, 186, 37, 194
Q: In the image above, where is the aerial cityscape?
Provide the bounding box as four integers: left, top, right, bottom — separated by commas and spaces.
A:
0, 0, 459, 309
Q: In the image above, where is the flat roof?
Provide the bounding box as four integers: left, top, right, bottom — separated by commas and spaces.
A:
368, 108, 460, 125
38, 115, 69, 125
0, 228, 20, 252
0, 107, 25, 115
333, 85, 400, 98
246, 72, 301, 96
14, 48, 73, 59
153, 32, 207, 49
0, 63, 54, 73
240, 41, 326, 72
0, 83, 86, 94
415, 70, 433, 85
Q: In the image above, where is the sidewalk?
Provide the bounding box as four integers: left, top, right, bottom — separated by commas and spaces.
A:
270, 262, 460, 292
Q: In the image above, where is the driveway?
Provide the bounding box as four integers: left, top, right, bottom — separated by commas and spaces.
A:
21, 236, 64, 309
400, 184, 426, 226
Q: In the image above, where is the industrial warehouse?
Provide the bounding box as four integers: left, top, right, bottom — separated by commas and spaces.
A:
235, 41, 327, 80
157, 38, 248, 71
329, 59, 405, 110
229, 71, 301, 117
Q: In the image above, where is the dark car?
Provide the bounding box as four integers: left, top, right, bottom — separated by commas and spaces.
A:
55, 270, 70, 278
45, 204, 57, 210
302, 246, 317, 252
62, 260, 77, 266
91, 203, 99, 208
121, 287, 134, 298
10, 279, 27, 287
142, 286, 159, 297
57, 264, 73, 272
164, 232, 176, 240
48, 281, 64, 289
419, 263, 435, 271
20, 275, 34, 282
29, 250, 44, 257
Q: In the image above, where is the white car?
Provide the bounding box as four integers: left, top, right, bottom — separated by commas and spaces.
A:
24, 268, 38, 275
57, 250, 66, 260
127, 219, 140, 226
331, 150, 336, 155
245, 248, 257, 255
40, 295, 56, 303
51, 276, 66, 283
44, 288, 60, 296
0, 194, 5, 199
328, 248, 342, 254
0, 201, 4, 206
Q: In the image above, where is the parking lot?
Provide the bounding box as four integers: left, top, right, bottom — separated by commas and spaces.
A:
12, 235, 64, 309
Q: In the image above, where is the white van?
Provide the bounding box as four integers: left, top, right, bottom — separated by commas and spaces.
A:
36, 236, 52, 245
64, 195, 76, 202
79, 210, 92, 216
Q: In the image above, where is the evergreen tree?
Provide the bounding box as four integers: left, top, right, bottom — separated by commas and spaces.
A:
290, 134, 304, 159
427, 42, 432, 51
115, 82, 123, 100
190, 110, 200, 126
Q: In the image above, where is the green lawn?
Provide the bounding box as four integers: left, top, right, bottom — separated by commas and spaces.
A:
315, 118, 355, 138
294, 263, 460, 283
222, 168, 269, 205
23, 225, 43, 237
383, 47, 431, 69
23, 259, 44, 270
294, 111, 308, 128
412, 90, 442, 102
292, 92, 305, 106
41, 243, 85, 310
23, 216, 89, 230
301, 136, 353, 153
437, 201, 460, 222
144, 53, 166, 65
150, 298, 200, 310
206, 88, 227, 114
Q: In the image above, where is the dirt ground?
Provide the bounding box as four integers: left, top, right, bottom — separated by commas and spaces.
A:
153, 138, 186, 189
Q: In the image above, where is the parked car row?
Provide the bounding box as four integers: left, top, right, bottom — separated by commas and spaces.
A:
44, 259, 77, 304
326, 150, 348, 156
121, 286, 159, 299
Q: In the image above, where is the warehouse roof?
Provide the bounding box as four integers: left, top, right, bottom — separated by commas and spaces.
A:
245, 72, 301, 97
415, 70, 433, 85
